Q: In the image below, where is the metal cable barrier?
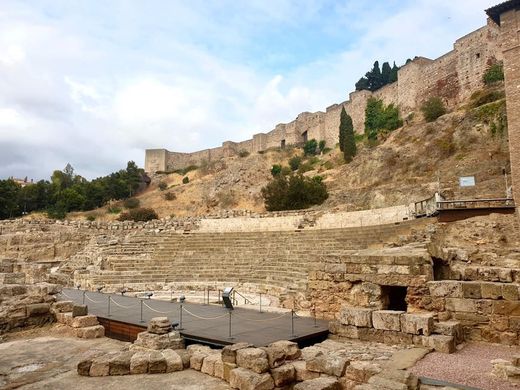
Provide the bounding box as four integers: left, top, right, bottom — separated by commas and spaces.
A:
181, 306, 229, 320
110, 298, 140, 309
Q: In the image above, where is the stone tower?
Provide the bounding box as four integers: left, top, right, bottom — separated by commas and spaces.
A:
487, 1, 520, 216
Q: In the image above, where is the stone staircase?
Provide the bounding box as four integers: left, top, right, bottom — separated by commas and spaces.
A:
75, 220, 430, 297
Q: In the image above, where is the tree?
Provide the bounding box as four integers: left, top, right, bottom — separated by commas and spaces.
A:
261, 174, 328, 211
303, 139, 318, 156
0, 179, 21, 219
271, 164, 282, 177
390, 62, 399, 83
381, 62, 392, 85
339, 107, 348, 152
421, 97, 447, 122
364, 98, 402, 140
342, 112, 356, 163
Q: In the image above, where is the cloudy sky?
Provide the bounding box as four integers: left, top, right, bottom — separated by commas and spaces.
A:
0, 0, 497, 180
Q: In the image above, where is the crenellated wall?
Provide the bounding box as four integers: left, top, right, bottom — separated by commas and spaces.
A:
145, 20, 502, 173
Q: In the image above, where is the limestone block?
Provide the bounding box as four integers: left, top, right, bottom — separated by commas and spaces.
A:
502, 284, 520, 301
433, 321, 462, 342
293, 377, 340, 390
52, 300, 74, 313
130, 351, 149, 374
427, 281, 463, 298
214, 358, 224, 379
77, 360, 93, 376
56, 312, 73, 325
71, 315, 99, 328
26, 303, 50, 316
306, 351, 349, 377
90, 353, 118, 377
375, 368, 418, 389
109, 351, 133, 376
72, 304, 88, 317
174, 349, 191, 368
265, 340, 301, 368
513, 355, 520, 368
505, 365, 520, 382
187, 344, 212, 355
201, 353, 221, 376
190, 352, 208, 371
344, 361, 381, 383
493, 301, 520, 316
425, 335, 455, 353
270, 363, 295, 387
445, 298, 476, 313
148, 350, 167, 374
229, 367, 275, 390
367, 375, 407, 390
147, 316, 171, 335
222, 342, 253, 364
75, 325, 105, 339
223, 362, 237, 382
292, 360, 320, 381
500, 332, 517, 345
400, 313, 434, 336
462, 282, 482, 299
481, 282, 503, 299
133, 331, 184, 350
372, 310, 404, 332
339, 307, 373, 327
492, 359, 512, 379
162, 349, 183, 373
236, 348, 270, 374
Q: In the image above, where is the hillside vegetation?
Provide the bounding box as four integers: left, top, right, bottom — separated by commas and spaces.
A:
69, 83, 509, 221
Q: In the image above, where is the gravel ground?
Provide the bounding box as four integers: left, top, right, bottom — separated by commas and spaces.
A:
410, 342, 520, 390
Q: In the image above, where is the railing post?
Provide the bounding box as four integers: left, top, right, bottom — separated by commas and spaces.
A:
228, 310, 234, 340
291, 310, 295, 336
218, 289, 221, 304
82, 290, 86, 305
140, 299, 144, 323
179, 303, 184, 330
107, 296, 111, 317
313, 304, 318, 328
259, 293, 262, 313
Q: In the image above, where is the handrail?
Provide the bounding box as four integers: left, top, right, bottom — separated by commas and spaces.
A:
437, 198, 513, 203
232, 290, 254, 305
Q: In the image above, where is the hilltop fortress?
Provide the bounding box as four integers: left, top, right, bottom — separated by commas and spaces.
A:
145, 19, 502, 173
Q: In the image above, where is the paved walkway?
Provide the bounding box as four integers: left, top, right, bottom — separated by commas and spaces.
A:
59, 289, 328, 347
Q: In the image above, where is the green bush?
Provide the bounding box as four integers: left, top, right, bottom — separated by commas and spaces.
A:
298, 162, 314, 174
158, 181, 168, 191
303, 139, 318, 156
289, 156, 302, 171
46, 206, 67, 220
318, 140, 326, 153
364, 98, 402, 140
123, 198, 140, 209
271, 164, 282, 177
173, 165, 198, 176
164, 192, 176, 201
238, 150, 250, 157
86, 215, 96, 221
281, 166, 292, 176
107, 205, 122, 214
261, 174, 328, 211
469, 89, 505, 108
483, 63, 504, 85
421, 97, 447, 122
118, 207, 158, 222
182, 177, 189, 184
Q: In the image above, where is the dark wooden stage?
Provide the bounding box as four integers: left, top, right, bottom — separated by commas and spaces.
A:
59, 289, 329, 347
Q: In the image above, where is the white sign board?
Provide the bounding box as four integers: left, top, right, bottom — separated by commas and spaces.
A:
459, 176, 475, 187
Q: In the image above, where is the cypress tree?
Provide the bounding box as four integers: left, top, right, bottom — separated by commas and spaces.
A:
381, 62, 392, 85
339, 107, 348, 152
343, 112, 356, 163
390, 62, 399, 83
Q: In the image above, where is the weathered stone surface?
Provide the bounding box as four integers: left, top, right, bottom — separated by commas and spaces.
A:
72, 304, 88, 317
90, 353, 118, 377
162, 349, 183, 373
147, 316, 171, 335
270, 363, 295, 387
481, 282, 503, 299
174, 349, 191, 368
190, 351, 208, 371
400, 313, 434, 336
428, 281, 463, 298
222, 342, 253, 364
265, 340, 301, 368
293, 377, 340, 390
71, 314, 99, 328
462, 282, 482, 299
293, 360, 320, 381
133, 331, 184, 350
56, 312, 73, 325
229, 367, 275, 390
187, 344, 212, 355
200, 353, 220, 376
52, 300, 74, 313
445, 298, 476, 313
214, 358, 224, 379
223, 362, 237, 382
368, 375, 407, 390
376, 368, 419, 389
424, 335, 455, 353
130, 351, 149, 374
74, 325, 105, 339
148, 350, 167, 374
502, 284, 520, 301
339, 306, 373, 327
26, 303, 50, 316
236, 348, 270, 374
77, 359, 92, 376
372, 310, 404, 332
306, 351, 349, 377
109, 351, 133, 376
344, 361, 381, 383
433, 321, 462, 342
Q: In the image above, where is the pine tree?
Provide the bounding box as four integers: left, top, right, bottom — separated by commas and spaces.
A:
381, 62, 392, 85
339, 107, 348, 152
343, 112, 356, 163
390, 62, 399, 83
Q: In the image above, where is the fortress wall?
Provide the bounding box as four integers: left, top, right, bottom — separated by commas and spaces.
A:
146, 23, 503, 172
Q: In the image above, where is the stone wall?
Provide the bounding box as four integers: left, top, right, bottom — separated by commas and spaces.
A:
145, 20, 502, 172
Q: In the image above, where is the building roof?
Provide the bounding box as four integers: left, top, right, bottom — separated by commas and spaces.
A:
486, 0, 520, 25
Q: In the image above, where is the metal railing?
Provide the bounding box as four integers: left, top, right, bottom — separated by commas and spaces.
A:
436, 198, 515, 210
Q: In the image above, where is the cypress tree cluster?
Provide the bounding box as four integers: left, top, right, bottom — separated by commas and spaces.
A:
339, 107, 356, 162
355, 60, 400, 92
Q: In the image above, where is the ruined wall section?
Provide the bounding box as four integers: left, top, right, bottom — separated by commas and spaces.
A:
145, 22, 502, 172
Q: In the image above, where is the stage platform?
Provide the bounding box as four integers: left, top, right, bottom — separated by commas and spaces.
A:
59, 288, 329, 347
